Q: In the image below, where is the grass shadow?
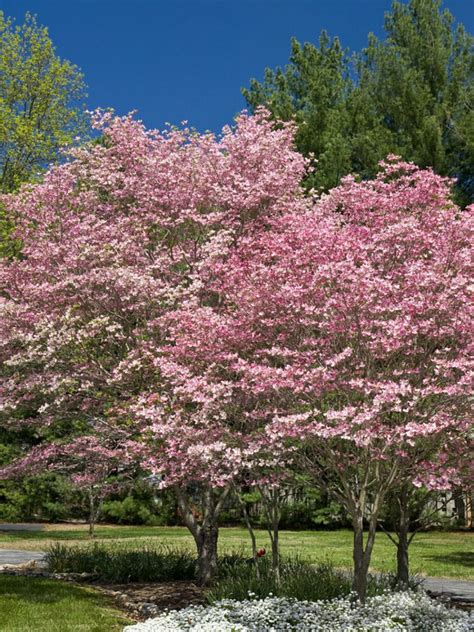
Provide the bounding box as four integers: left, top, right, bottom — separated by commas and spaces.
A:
423, 551, 474, 570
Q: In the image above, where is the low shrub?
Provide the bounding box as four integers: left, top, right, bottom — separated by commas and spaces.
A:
45, 542, 196, 583
210, 555, 420, 603
123, 592, 474, 631
209, 556, 352, 602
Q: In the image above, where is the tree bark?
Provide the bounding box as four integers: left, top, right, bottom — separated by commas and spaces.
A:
352, 513, 371, 601
88, 490, 96, 538
396, 485, 410, 586
234, 485, 260, 578
194, 523, 219, 586
175, 484, 229, 586
260, 486, 281, 585
271, 521, 280, 584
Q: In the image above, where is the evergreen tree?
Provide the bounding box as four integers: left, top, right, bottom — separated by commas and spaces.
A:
243, 0, 474, 204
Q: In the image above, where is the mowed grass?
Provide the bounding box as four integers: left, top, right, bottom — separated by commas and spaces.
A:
0, 575, 131, 632
0, 524, 472, 580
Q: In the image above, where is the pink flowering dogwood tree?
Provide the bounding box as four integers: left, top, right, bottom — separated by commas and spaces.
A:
162, 158, 473, 599
0, 108, 308, 583
0, 435, 142, 536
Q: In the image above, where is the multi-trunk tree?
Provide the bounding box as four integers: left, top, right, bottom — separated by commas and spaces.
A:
0, 107, 307, 584
1, 107, 471, 594
162, 157, 473, 599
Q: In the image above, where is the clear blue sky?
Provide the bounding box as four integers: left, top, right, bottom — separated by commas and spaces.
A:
1, 0, 472, 133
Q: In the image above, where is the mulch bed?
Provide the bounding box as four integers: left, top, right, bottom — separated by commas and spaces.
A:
90, 580, 206, 620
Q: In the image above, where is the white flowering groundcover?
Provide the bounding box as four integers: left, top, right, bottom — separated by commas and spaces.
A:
124, 590, 473, 631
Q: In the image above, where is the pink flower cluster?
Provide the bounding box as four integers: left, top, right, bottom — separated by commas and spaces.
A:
0, 110, 472, 503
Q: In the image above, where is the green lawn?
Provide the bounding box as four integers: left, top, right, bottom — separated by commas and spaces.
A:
0, 524, 472, 580
0, 575, 131, 632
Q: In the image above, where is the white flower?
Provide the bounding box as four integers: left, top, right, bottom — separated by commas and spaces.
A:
123, 591, 473, 631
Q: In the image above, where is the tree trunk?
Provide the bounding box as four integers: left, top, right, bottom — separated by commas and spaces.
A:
88, 490, 96, 538
174, 484, 230, 587
352, 514, 369, 601
271, 521, 280, 584
261, 486, 281, 585
352, 512, 377, 602
194, 523, 219, 586
396, 485, 410, 586
235, 487, 260, 578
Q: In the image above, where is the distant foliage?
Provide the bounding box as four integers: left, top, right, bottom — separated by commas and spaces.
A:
243, 0, 474, 205
0, 12, 87, 193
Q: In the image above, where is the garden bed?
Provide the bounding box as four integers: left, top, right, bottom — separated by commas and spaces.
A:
123, 592, 474, 631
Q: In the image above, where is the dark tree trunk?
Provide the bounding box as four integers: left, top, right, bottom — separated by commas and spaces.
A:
235, 487, 260, 578
175, 484, 230, 587
352, 514, 369, 601
352, 512, 378, 602
88, 490, 96, 538
271, 523, 280, 584
194, 523, 219, 586
453, 487, 466, 526
261, 486, 282, 585
396, 485, 410, 586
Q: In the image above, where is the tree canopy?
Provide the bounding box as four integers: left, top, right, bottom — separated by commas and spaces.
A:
0, 12, 88, 259
243, 0, 474, 205
1, 109, 471, 595
0, 12, 87, 193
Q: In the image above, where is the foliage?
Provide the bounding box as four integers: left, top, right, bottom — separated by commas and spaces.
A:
243, 0, 474, 204
243, 31, 351, 193
102, 495, 159, 526
0, 435, 144, 534
261, 488, 348, 530
209, 557, 352, 602
380, 486, 450, 533
0, 107, 307, 583
0, 11, 88, 259
1, 107, 471, 591
0, 472, 75, 523
161, 154, 472, 597
0, 12, 87, 193
102, 482, 179, 526
46, 541, 197, 583
124, 592, 474, 632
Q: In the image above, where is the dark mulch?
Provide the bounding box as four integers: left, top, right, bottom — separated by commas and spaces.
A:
91, 580, 206, 620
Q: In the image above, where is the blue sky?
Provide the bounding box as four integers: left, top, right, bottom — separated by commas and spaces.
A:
1, 0, 472, 133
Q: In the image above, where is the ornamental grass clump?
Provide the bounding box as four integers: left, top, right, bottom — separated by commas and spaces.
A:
209, 557, 352, 602
46, 542, 196, 583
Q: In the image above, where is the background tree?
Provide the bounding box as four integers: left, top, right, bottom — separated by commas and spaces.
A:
357, 0, 474, 205
0, 435, 143, 536
0, 11, 88, 258
243, 32, 351, 192
0, 11, 87, 192
243, 0, 474, 204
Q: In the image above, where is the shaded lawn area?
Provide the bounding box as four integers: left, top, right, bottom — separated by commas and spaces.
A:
0, 575, 131, 632
0, 525, 472, 580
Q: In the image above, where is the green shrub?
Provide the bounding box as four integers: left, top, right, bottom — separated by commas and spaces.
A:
46, 542, 196, 583
209, 556, 420, 603
102, 496, 156, 526
101, 486, 179, 526
209, 556, 352, 602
